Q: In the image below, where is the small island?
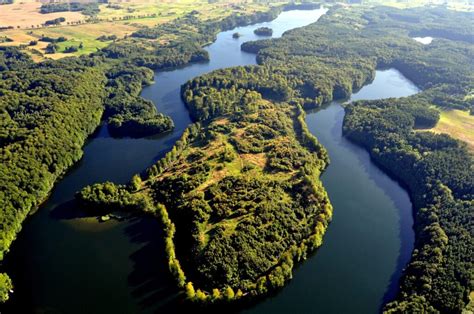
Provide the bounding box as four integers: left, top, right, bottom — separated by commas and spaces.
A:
254, 27, 273, 36
232, 32, 241, 39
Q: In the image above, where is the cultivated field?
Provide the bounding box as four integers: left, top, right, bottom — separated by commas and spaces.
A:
0, 0, 283, 61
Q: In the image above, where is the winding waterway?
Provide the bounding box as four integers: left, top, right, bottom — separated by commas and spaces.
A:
3, 8, 419, 314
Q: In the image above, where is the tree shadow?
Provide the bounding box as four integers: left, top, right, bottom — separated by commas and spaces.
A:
48, 199, 90, 220
124, 217, 187, 313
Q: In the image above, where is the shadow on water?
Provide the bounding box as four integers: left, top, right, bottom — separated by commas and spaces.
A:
125, 218, 181, 312
49, 200, 85, 220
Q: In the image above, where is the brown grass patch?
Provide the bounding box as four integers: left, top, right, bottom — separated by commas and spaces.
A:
240, 153, 267, 169
214, 118, 230, 125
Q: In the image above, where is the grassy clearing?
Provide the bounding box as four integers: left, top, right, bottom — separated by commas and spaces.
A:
429, 109, 474, 151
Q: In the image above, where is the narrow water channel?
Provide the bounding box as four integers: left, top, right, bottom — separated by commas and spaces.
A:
2, 8, 328, 314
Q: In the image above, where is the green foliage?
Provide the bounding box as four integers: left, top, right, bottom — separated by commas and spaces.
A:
45, 43, 59, 54
144, 86, 331, 301
242, 6, 473, 112
130, 174, 142, 192
0, 273, 12, 302
75, 182, 151, 214
103, 65, 174, 137
0, 49, 107, 298
64, 46, 79, 53
40, 3, 100, 16
224, 286, 235, 301
185, 282, 196, 299
44, 17, 66, 26
0, 47, 178, 299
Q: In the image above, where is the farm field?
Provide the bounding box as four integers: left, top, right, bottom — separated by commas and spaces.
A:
0, 0, 285, 61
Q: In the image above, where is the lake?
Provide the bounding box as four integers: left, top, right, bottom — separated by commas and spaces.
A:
2, 8, 419, 314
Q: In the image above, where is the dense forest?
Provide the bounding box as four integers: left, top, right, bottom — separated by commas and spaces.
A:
254, 27, 273, 36
344, 99, 473, 313
0, 51, 177, 291
0, 3, 325, 302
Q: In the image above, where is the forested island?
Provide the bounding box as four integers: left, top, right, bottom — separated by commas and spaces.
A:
0, 1, 472, 312
253, 27, 273, 36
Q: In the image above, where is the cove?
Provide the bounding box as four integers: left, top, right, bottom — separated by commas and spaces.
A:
1, 8, 327, 314
244, 69, 418, 314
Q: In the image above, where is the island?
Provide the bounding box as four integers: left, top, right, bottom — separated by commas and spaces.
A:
253, 27, 273, 36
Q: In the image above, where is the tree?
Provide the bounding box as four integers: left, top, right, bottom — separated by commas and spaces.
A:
224, 286, 235, 301
131, 174, 142, 191
195, 289, 207, 301
0, 273, 12, 302
185, 282, 195, 299
212, 288, 221, 301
